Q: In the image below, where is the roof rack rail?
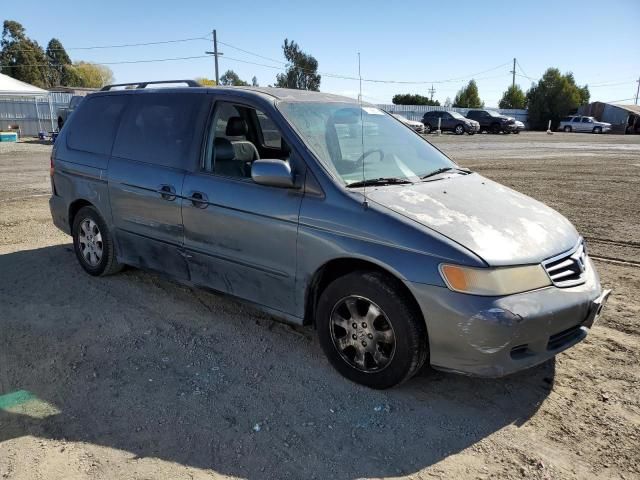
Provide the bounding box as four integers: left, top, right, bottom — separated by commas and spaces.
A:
100, 79, 202, 91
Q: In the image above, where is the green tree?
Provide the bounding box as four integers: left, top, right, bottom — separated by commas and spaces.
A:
498, 84, 526, 109
392, 93, 440, 106
275, 39, 320, 91
526, 68, 590, 130
0, 20, 48, 88
219, 69, 249, 86
45, 38, 82, 87
453, 79, 483, 108
73, 61, 114, 88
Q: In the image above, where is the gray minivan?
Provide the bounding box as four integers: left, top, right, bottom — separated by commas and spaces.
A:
50, 81, 610, 389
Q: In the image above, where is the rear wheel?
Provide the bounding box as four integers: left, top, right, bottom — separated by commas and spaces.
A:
454, 124, 465, 135
564, 126, 572, 132
316, 271, 428, 389
423, 123, 432, 134
72, 206, 122, 276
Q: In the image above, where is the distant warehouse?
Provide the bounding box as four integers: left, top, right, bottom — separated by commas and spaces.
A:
577, 102, 640, 134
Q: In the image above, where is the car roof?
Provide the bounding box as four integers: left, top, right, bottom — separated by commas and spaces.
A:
92, 85, 363, 104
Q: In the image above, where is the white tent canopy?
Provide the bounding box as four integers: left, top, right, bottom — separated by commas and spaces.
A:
0, 72, 48, 97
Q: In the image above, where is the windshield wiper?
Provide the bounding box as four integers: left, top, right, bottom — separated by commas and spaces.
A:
346, 177, 413, 188
421, 166, 470, 180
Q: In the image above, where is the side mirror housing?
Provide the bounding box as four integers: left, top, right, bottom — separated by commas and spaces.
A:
251, 159, 296, 188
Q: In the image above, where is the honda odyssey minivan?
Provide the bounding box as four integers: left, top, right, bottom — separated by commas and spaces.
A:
49, 81, 610, 389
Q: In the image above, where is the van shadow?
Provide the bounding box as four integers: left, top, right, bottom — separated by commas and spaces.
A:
0, 245, 555, 479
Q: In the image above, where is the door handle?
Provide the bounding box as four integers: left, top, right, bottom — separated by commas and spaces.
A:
188, 191, 208, 208
158, 184, 176, 201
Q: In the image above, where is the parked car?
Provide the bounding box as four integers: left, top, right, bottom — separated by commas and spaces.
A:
466, 109, 517, 133
559, 116, 611, 134
50, 81, 610, 389
512, 119, 525, 133
422, 110, 479, 135
390, 113, 425, 133
56, 95, 84, 131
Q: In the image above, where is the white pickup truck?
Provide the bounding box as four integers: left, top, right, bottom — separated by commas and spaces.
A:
559, 115, 611, 134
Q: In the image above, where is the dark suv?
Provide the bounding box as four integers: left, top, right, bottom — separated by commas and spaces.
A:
422, 110, 479, 135
466, 109, 517, 134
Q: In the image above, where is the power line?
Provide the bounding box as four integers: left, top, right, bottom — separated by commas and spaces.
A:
602, 97, 636, 103
1, 54, 211, 68
46, 36, 210, 51
515, 59, 529, 80
216, 40, 286, 66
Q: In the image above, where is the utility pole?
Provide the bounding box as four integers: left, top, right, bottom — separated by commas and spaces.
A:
204, 29, 223, 84
510, 58, 516, 89
428, 84, 436, 102
635, 76, 640, 105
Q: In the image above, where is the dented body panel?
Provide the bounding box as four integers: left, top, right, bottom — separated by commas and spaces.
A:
366, 174, 579, 266
406, 256, 602, 376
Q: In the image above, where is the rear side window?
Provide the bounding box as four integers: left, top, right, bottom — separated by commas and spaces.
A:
112, 93, 200, 169
66, 95, 127, 155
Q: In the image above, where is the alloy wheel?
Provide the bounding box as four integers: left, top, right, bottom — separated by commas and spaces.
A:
330, 295, 396, 372
78, 218, 103, 266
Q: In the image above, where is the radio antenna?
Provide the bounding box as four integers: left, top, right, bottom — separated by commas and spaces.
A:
358, 52, 368, 209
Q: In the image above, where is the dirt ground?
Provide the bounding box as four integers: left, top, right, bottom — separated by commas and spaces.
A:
0, 132, 639, 480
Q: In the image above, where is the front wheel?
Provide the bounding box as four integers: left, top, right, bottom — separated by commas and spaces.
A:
72, 206, 123, 276
593, 126, 602, 134
316, 271, 428, 389
454, 124, 465, 135
423, 123, 432, 134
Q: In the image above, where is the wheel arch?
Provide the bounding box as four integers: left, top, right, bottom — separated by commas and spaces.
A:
303, 257, 425, 330
68, 198, 95, 231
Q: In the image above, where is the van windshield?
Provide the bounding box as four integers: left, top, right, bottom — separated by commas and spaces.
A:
278, 102, 454, 185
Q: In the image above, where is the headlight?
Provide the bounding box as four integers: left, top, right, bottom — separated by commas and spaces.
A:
439, 264, 551, 296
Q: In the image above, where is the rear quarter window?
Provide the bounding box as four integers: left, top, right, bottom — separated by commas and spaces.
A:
66, 95, 127, 155
112, 93, 201, 169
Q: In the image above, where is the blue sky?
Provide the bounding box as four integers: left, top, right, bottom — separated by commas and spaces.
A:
3, 0, 639, 106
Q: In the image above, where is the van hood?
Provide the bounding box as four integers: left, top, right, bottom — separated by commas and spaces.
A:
366, 173, 579, 266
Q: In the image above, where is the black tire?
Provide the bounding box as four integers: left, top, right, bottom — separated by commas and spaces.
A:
490, 123, 501, 134
423, 123, 432, 134
512, 130, 520, 134
592, 126, 602, 134
316, 271, 428, 389
57, 117, 64, 131
72, 206, 122, 276
454, 124, 465, 135
564, 126, 572, 132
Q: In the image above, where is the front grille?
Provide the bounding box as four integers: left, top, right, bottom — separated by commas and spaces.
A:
542, 240, 588, 287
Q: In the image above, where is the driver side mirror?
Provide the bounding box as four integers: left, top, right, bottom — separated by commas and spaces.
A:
251, 159, 297, 188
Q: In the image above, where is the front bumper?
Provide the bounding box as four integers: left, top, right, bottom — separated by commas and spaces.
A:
465, 123, 480, 133
406, 256, 608, 377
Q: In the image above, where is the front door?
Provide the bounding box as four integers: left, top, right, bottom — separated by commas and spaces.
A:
182, 99, 303, 315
